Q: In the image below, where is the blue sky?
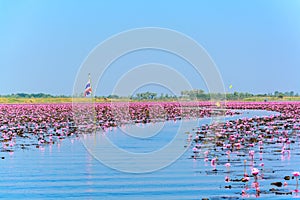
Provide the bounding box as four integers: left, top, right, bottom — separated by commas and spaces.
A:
1, 0, 300, 96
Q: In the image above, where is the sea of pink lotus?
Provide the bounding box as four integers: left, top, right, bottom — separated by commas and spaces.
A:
2, 101, 300, 197
0, 101, 299, 151
189, 101, 300, 197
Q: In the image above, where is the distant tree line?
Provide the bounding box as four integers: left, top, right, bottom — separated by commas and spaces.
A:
180, 90, 298, 100
129, 90, 299, 100
129, 92, 176, 100
0, 93, 68, 98
1, 90, 298, 100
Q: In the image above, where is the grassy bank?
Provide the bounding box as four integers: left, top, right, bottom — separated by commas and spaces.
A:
0, 97, 128, 104
243, 96, 300, 101
1, 96, 300, 104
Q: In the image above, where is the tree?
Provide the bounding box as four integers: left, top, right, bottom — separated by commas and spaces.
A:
107, 94, 119, 99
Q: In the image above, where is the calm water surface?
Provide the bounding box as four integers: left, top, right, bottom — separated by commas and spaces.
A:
2, 110, 299, 199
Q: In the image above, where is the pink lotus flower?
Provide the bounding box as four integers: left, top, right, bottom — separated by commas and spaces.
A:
252, 168, 259, 176
211, 157, 217, 167
241, 190, 248, 197
192, 147, 198, 152
293, 172, 300, 192
259, 163, 264, 167
293, 172, 300, 177
225, 176, 230, 182
224, 163, 231, 167
249, 150, 255, 158
204, 150, 209, 156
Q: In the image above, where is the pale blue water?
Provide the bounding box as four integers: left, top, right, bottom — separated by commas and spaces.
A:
2, 110, 298, 199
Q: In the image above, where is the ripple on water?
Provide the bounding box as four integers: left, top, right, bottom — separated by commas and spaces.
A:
1, 108, 300, 199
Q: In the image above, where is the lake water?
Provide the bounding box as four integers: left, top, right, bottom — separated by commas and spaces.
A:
2, 110, 299, 199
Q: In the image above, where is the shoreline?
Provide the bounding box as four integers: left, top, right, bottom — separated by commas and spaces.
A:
1, 97, 300, 104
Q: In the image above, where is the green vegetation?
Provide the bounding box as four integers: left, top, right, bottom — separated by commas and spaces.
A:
0, 93, 68, 98
0, 90, 299, 103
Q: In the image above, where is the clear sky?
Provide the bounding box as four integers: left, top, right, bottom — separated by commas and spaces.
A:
1, 0, 300, 96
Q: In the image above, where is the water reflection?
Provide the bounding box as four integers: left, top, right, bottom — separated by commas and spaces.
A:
2, 109, 300, 199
